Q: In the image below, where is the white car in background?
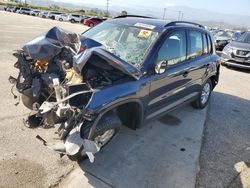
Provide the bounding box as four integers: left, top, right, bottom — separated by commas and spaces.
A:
17, 8, 32, 14
48, 12, 63, 20
67, 14, 84, 23
39, 11, 49, 18
30, 10, 40, 16
55, 14, 68, 21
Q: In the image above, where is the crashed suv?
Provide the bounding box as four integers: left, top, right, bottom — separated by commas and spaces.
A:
9, 16, 220, 162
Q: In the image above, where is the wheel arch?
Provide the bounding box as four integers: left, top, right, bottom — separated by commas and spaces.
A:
209, 64, 220, 89
87, 99, 144, 139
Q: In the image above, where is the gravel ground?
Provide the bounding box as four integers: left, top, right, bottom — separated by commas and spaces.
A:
197, 65, 250, 188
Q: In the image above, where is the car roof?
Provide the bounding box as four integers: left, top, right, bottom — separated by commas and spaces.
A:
106, 16, 207, 33
107, 17, 168, 31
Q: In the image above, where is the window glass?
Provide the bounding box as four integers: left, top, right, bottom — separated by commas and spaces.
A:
203, 33, 208, 54
188, 31, 203, 59
83, 22, 159, 67
157, 31, 187, 66
207, 34, 213, 53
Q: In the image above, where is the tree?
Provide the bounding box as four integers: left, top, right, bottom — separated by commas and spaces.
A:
50, 4, 60, 10
78, 9, 85, 14
121, 10, 127, 16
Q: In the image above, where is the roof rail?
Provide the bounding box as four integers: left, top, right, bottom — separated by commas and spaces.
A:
114, 15, 155, 19
165, 21, 205, 28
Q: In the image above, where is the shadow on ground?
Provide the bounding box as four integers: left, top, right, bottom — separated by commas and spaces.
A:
197, 91, 250, 188
222, 64, 250, 74
67, 105, 207, 188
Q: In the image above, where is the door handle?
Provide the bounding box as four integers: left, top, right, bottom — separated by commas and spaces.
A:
182, 71, 189, 77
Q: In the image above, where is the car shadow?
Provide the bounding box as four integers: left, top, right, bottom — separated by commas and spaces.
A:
222, 64, 250, 73
197, 91, 250, 188
76, 104, 207, 188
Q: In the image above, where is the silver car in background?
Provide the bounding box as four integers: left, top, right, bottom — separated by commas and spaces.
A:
30, 10, 40, 16
221, 31, 250, 69
55, 14, 69, 21
67, 14, 84, 23
17, 8, 32, 14
39, 11, 49, 18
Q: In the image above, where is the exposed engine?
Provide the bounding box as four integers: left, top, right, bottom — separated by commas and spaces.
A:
9, 27, 131, 162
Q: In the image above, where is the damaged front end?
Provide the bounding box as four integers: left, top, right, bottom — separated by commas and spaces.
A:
9, 27, 140, 162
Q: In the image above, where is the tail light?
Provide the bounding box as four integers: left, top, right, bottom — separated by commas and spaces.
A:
79, 46, 86, 53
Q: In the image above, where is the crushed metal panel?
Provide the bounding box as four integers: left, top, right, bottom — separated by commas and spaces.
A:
22, 26, 80, 61
83, 139, 100, 163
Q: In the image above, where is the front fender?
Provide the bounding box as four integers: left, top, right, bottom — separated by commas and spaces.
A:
86, 79, 149, 114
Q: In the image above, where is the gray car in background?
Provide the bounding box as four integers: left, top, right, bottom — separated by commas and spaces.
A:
221, 31, 250, 69
39, 11, 49, 18
214, 31, 232, 51
48, 12, 63, 20
17, 7, 32, 15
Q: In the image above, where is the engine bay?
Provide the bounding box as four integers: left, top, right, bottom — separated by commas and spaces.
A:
9, 26, 139, 162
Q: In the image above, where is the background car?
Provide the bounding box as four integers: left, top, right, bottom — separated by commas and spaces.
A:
55, 14, 68, 21
30, 10, 40, 16
39, 11, 49, 18
5, 6, 14, 11
80, 16, 90, 23
17, 8, 32, 15
214, 31, 232, 51
221, 31, 250, 69
47, 12, 63, 20
10, 6, 20, 13
67, 14, 84, 23
82, 17, 105, 27
232, 31, 245, 41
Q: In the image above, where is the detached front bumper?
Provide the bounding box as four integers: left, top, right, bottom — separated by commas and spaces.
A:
221, 51, 250, 69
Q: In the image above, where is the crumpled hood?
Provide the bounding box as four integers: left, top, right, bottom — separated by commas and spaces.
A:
74, 46, 142, 80
22, 26, 80, 61
227, 41, 250, 50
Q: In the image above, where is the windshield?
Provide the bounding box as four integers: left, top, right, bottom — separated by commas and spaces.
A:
215, 31, 232, 38
82, 22, 159, 68
237, 32, 250, 43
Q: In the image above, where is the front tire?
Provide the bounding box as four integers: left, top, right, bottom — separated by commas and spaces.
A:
67, 112, 121, 161
192, 79, 212, 109
89, 23, 94, 27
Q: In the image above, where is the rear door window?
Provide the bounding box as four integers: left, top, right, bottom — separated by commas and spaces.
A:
188, 31, 203, 59
203, 33, 209, 54
207, 34, 213, 54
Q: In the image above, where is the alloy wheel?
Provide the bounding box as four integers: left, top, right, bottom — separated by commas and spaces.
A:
201, 82, 211, 105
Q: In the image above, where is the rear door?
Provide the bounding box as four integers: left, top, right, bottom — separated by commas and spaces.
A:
186, 30, 212, 92
146, 29, 197, 119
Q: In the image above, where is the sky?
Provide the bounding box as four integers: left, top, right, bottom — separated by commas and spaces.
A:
57, 0, 250, 16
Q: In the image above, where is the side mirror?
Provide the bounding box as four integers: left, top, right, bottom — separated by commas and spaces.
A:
155, 60, 167, 74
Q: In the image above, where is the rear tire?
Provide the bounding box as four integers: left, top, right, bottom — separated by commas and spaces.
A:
89, 23, 94, 27
192, 79, 212, 109
67, 111, 121, 161
59, 18, 63, 21
70, 19, 75, 23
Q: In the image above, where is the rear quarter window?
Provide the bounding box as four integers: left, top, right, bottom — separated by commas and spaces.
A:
188, 30, 203, 59
207, 34, 213, 54
203, 33, 209, 54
